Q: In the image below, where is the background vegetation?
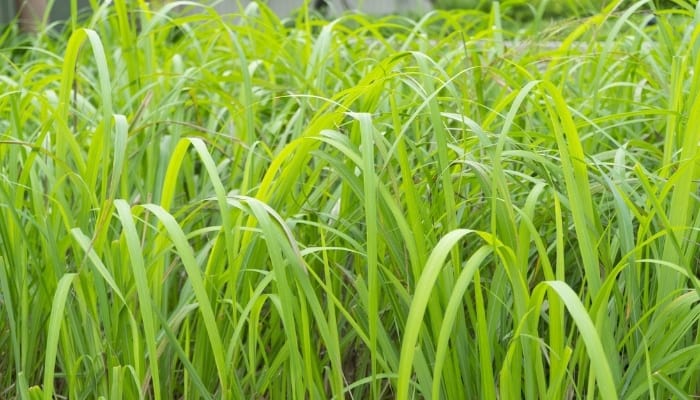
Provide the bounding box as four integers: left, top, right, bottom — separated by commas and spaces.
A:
432, 0, 695, 19
0, 0, 699, 398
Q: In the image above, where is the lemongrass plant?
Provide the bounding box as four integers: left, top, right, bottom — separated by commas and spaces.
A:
0, 0, 699, 398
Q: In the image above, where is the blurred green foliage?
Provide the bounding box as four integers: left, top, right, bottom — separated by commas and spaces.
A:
432, 0, 696, 18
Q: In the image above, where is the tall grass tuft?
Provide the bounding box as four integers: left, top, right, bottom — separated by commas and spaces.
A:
0, 0, 699, 398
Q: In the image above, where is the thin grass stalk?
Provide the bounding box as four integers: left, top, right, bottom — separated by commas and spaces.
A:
354, 112, 381, 398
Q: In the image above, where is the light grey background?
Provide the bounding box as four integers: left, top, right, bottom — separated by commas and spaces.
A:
1, 0, 434, 25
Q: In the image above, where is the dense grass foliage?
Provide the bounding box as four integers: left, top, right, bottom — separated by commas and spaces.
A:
1, 0, 699, 398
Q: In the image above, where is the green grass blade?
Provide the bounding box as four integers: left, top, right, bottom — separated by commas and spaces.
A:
42, 273, 77, 400
397, 229, 472, 399
536, 281, 619, 400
